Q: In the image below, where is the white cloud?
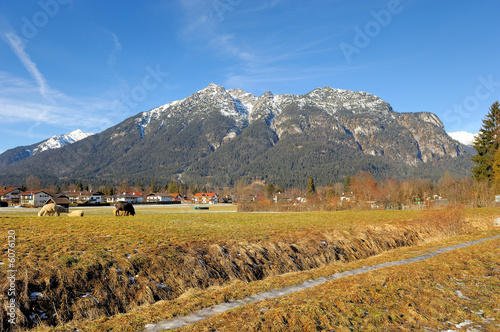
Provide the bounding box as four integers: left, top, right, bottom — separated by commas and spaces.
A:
257, 0, 282, 10
0, 72, 120, 134
2, 31, 54, 103
176, 0, 254, 61
111, 32, 122, 51
0, 25, 123, 137
97, 27, 122, 67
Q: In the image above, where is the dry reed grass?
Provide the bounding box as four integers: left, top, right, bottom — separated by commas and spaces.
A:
39, 230, 500, 332
180, 236, 500, 331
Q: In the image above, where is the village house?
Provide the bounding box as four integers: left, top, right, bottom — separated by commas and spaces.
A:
192, 192, 218, 204
115, 191, 144, 203
104, 195, 118, 204
146, 193, 174, 203
340, 191, 355, 202
65, 191, 104, 205
166, 193, 184, 201
45, 194, 71, 209
19, 191, 52, 207
0, 187, 22, 206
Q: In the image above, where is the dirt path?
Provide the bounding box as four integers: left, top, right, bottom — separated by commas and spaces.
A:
143, 234, 500, 332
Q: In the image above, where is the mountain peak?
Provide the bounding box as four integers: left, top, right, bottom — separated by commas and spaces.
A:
0, 84, 473, 186
33, 130, 94, 154
0, 129, 93, 169
448, 131, 478, 146
201, 83, 226, 94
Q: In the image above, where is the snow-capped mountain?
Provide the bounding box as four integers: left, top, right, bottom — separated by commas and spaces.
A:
30, 129, 94, 155
0, 129, 93, 169
448, 131, 478, 147
0, 84, 474, 186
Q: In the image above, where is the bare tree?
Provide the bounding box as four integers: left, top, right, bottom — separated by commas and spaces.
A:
379, 178, 403, 209
25, 175, 42, 191
350, 171, 379, 204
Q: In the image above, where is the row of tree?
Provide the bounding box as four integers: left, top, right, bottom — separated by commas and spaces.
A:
242, 170, 498, 211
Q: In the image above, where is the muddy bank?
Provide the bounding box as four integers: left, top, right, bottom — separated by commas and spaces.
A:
2, 208, 482, 330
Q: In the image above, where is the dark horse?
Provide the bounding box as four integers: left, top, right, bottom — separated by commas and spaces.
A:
115, 201, 136, 216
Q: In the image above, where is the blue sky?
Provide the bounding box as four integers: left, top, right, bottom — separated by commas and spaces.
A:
0, 0, 499, 153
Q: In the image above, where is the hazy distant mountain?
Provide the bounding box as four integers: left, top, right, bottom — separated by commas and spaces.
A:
0, 84, 473, 187
0, 129, 93, 169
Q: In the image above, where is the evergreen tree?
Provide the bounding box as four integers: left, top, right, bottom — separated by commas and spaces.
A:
266, 183, 275, 198
472, 101, 500, 182
306, 177, 316, 196
167, 181, 180, 193
76, 181, 83, 191
150, 180, 157, 193
343, 175, 352, 193
190, 184, 200, 195
493, 148, 500, 189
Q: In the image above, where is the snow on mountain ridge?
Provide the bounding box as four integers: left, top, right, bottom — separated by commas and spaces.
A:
135, 99, 184, 137
137, 84, 393, 132
448, 131, 478, 146
227, 88, 258, 117
31, 129, 93, 155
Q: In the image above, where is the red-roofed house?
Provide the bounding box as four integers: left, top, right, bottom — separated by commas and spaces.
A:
0, 187, 22, 206
192, 193, 218, 204
116, 191, 144, 203
167, 193, 184, 201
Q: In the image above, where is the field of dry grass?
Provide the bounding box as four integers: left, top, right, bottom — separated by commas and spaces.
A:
0, 205, 498, 331
176, 234, 500, 331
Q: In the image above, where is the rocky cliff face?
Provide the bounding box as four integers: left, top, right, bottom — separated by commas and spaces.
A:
204, 85, 464, 167
0, 84, 471, 186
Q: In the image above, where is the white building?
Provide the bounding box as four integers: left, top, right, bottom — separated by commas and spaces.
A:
116, 191, 144, 203
146, 193, 174, 203
65, 191, 104, 204
19, 191, 52, 207
193, 193, 218, 204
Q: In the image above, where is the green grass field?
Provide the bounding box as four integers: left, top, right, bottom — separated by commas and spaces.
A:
1, 205, 499, 331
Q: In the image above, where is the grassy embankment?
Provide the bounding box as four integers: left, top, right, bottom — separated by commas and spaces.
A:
175, 233, 500, 331
0, 205, 498, 331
